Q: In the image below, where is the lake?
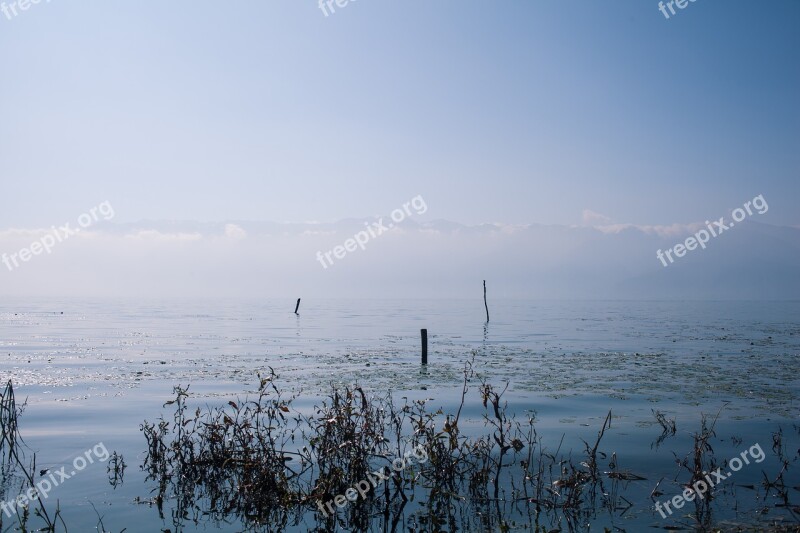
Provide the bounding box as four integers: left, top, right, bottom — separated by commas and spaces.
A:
1, 299, 798, 531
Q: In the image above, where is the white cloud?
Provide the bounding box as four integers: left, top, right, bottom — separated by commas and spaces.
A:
593, 222, 705, 237
224, 224, 247, 240
123, 230, 203, 241
0, 219, 797, 300
582, 210, 612, 225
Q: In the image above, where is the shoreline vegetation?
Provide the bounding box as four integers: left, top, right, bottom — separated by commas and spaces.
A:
2, 364, 798, 532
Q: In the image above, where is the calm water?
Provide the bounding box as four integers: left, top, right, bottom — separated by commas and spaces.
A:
1, 299, 799, 531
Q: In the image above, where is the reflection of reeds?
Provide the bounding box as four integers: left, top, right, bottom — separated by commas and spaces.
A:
140, 371, 306, 528
0, 380, 22, 459
107, 451, 126, 489
652, 409, 677, 449
1, 376, 795, 532
143, 366, 800, 532
0, 380, 69, 532
140, 365, 641, 532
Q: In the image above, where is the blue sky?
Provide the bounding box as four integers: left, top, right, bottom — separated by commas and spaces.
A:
1, 0, 798, 229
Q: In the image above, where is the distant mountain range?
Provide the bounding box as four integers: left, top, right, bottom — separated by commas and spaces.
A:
1, 218, 798, 299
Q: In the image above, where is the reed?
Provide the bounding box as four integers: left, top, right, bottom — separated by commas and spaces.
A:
139, 364, 637, 531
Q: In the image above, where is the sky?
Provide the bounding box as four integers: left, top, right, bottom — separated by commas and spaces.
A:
0, 1, 798, 298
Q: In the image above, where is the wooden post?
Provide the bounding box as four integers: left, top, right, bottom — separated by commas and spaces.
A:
421, 329, 428, 365
294, 298, 301, 314
483, 280, 489, 322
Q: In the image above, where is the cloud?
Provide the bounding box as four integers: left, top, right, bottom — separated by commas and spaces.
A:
582, 210, 612, 225
593, 222, 705, 237
224, 224, 247, 240
123, 230, 203, 241
1, 219, 797, 300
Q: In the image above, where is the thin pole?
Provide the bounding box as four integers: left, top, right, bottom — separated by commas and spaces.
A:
294, 298, 301, 314
483, 280, 489, 322
421, 329, 428, 365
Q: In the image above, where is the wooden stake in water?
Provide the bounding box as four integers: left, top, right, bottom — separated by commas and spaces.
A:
421, 329, 428, 365
294, 298, 301, 314
483, 280, 490, 322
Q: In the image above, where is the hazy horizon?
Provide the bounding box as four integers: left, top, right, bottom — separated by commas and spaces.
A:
1, 0, 798, 299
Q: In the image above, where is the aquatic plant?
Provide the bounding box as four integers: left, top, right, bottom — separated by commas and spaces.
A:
139, 364, 644, 532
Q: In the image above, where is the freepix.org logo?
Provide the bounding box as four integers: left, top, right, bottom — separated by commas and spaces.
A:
318, 0, 356, 18
1, 0, 52, 21
315, 195, 427, 269
655, 442, 765, 518
1, 442, 110, 518
2, 201, 115, 272
657, 0, 697, 20
656, 194, 767, 267
316, 445, 428, 516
